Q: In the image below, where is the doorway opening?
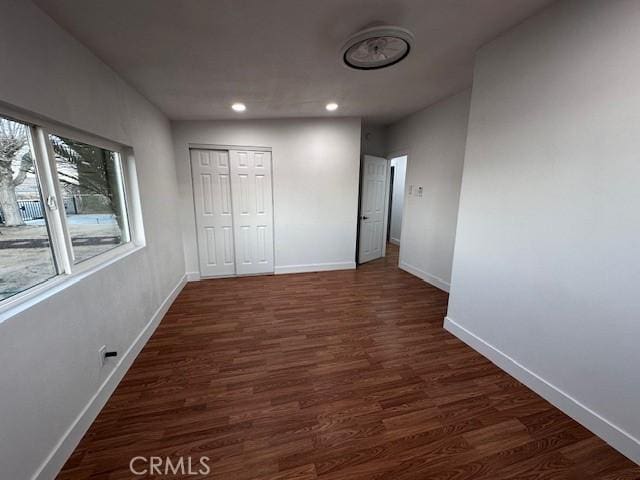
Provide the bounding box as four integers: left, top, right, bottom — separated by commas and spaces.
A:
357, 155, 388, 264
388, 155, 407, 246
356, 154, 407, 265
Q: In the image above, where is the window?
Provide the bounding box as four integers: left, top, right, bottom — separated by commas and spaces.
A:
0, 111, 138, 306
49, 134, 130, 263
0, 117, 57, 301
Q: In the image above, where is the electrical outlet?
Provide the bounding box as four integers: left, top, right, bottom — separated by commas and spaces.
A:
98, 345, 107, 367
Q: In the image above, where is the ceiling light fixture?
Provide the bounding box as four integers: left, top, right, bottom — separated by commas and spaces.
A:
341, 25, 414, 70
326, 102, 339, 111
231, 102, 246, 112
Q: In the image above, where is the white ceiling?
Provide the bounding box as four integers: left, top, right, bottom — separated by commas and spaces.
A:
33, 0, 556, 124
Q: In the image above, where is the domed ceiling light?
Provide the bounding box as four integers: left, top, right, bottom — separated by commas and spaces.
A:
341, 25, 415, 70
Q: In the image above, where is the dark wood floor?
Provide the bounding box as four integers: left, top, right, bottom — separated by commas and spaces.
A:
59, 244, 639, 479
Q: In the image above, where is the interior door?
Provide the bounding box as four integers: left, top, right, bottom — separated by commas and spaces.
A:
190, 149, 236, 277
358, 155, 388, 264
229, 150, 275, 275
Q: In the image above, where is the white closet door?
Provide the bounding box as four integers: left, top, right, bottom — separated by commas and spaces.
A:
190, 149, 236, 277
229, 150, 274, 275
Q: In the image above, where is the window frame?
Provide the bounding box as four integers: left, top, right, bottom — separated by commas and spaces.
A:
0, 103, 145, 319
45, 130, 132, 266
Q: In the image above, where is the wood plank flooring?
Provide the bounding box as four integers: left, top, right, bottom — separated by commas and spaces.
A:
58, 244, 640, 479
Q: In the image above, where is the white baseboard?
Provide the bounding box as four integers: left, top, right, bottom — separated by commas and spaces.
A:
444, 316, 640, 465
275, 261, 356, 275
186, 271, 201, 282
34, 274, 188, 480
399, 261, 450, 292
390, 237, 401, 246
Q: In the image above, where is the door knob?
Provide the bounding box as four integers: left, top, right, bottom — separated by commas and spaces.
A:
361, 216, 369, 220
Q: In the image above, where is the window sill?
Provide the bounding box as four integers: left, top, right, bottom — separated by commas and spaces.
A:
0, 242, 145, 323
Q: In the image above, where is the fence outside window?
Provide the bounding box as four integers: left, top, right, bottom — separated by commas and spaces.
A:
0, 197, 80, 224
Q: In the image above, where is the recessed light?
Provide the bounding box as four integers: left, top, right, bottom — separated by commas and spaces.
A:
326, 102, 339, 111
231, 103, 246, 112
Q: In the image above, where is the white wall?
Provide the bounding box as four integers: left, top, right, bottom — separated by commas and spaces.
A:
387, 91, 471, 291
389, 155, 406, 245
446, 0, 640, 463
172, 118, 361, 276
0, 2, 185, 479
361, 122, 387, 157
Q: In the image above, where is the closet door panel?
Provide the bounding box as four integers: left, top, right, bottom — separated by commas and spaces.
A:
229, 150, 274, 275
190, 149, 236, 276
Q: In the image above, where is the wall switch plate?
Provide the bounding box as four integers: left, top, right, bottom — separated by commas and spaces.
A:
98, 345, 107, 367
